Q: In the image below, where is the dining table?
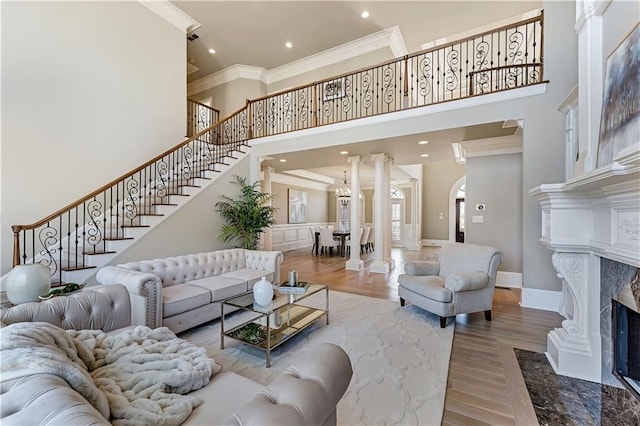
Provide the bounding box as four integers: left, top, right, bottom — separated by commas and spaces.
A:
315, 230, 351, 256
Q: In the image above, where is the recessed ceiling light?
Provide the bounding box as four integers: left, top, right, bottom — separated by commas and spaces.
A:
340, 151, 349, 155
279, 159, 287, 162
418, 140, 429, 145
361, 11, 370, 18
208, 48, 216, 54
285, 42, 293, 48
420, 154, 430, 157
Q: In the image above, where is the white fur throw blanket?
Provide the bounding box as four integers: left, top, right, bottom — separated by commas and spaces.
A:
0, 322, 215, 426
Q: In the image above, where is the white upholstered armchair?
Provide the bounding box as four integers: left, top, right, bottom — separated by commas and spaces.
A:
398, 243, 503, 327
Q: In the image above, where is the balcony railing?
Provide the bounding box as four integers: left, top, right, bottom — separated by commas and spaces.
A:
249, 11, 544, 138
10, 12, 545, 280
187, 99, 220, 137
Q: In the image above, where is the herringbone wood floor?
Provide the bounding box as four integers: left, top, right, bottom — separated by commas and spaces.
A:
281, 246, 562, 425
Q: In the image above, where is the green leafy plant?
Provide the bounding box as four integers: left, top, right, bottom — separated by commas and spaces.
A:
215, 175, 277, 249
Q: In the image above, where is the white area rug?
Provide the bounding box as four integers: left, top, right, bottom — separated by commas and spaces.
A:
181, 291, 454, 426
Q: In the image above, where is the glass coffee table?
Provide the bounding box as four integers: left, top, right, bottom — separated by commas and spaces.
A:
220, 283, 329, 367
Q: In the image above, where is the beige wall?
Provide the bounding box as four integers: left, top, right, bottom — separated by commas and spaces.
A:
466, 153, 522, 273
271, 183, 329, 225
422, 160, 466, 240
400, 185, 412, 224
1, 1, 186, 274
193, 78, 267, 118
362, 189, 374, 223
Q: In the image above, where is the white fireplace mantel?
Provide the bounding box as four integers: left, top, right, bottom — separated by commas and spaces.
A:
529, 145, 640, 383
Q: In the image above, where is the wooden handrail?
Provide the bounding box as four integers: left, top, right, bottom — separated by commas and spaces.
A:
467, 62, 543, 77
187, 98, 220, 114
12, 122, 223, 233
467, 62, 543, 96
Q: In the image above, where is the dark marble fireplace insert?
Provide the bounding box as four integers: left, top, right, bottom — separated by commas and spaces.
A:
613, 299, 640, 399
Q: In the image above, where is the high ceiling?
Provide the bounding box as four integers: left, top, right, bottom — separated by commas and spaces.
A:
174, 1, 539, 184
176, 1, 541, 81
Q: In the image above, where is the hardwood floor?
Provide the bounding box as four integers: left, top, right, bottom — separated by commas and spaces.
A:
280, 246, 563, 425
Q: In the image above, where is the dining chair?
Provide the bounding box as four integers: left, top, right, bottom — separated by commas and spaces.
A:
319, 227, 339, 256
360, 227, 370, 253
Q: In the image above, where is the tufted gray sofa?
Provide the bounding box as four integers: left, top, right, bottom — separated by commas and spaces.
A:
0, 284, 353, 426
96, 249, 283, 333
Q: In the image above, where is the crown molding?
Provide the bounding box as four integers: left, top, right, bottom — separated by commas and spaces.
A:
271, 172, 332, 191
389, 26, 409, 58
188, 26, 407, 95
188, 64, 267, 96
460, 135, 523, 159
267, 26, 405, 85
282, 170, 338, 185
138, 1, 200, 33
558, 85, 579, 114
451, 143, 466, 164
187, 62, 199, 75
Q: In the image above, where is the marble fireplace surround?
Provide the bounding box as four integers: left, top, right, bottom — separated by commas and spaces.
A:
530, 145, 639, 385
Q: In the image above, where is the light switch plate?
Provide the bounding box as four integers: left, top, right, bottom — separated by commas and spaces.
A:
472, 215, 484, 223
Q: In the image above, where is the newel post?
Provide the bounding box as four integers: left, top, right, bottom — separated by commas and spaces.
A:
313, 83, 319, 127
403, 55, 409, 108
12, 226, 21, 267
246, 99, 253, 140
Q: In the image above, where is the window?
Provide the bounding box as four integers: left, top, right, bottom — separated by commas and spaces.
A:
391, 187, 404, 243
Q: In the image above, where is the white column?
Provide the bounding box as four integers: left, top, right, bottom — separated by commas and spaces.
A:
409, 178, 421, 250
370, 153, 389, 273
261, 166, 274, 251
384, 156, 395, 269
346, 156, 364, 271
576, 0, 609, 173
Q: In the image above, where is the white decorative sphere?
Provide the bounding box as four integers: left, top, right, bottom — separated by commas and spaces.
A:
253, 277, 273, 306
5, 263, 51, 305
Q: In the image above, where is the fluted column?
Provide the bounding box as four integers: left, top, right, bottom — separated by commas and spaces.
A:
261, 166, 274, 250
384, 156, 395, 269
346, 156, 364, 271
409, 178, 421, 250
576, 0, 608, 173
370, 153, 389, 273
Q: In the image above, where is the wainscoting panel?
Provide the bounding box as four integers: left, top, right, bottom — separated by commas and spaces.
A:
272, 223, 324, 252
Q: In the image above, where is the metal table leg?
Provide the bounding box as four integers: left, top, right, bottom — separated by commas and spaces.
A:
220, 302, 225, 349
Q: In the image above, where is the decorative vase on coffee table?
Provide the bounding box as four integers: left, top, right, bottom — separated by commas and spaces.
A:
5, 263, 51, 305
253, 276, 273, 306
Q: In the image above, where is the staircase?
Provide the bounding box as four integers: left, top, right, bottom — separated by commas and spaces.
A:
8, 12, 545, 286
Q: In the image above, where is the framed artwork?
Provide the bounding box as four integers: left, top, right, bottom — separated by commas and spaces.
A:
288, 189, 307, 224
323, 77, 346, 101
596, 23, 640, 168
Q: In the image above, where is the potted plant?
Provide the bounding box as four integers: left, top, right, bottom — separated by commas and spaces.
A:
215, 175, 277, 249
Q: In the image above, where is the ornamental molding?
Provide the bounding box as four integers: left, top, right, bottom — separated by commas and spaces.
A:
551, 252, 593, 353
188, 26, 407, 95
138, 0, 200, 33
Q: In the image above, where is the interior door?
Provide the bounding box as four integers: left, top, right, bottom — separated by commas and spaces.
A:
455, 198, 465, 243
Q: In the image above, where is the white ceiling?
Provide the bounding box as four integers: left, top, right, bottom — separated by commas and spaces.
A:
173, 1, 536, 185
175, 1, 541, 81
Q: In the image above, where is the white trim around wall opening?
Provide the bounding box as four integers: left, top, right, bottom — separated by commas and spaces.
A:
449, 176, 465, 242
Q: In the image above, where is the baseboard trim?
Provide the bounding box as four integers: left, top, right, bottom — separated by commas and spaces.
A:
496, 271, 522, 288
520, 288, 562, 312
422, 239, 450, 247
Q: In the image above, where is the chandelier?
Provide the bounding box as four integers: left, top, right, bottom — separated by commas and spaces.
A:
335, 171, 351, 202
